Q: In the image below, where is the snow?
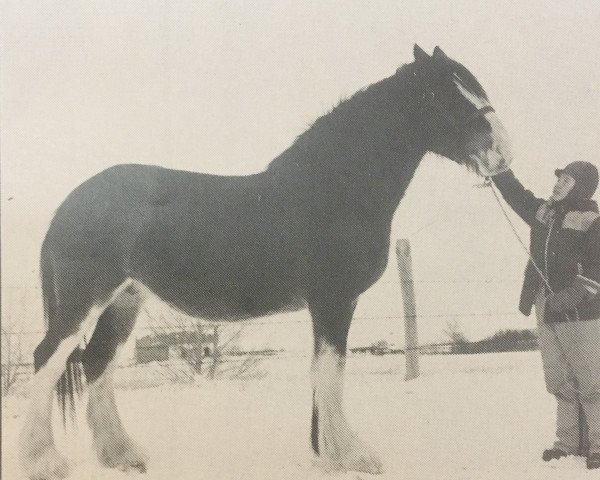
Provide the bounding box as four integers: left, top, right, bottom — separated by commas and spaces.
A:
2, 352, 594, 480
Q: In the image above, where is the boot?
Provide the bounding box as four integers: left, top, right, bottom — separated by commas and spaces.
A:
587, 453, 600, 470
542, 448, 569, 461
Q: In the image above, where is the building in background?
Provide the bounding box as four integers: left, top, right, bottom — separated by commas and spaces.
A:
135, 331, 215, 364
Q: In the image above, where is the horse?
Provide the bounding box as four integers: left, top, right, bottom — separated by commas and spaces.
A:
19, 45, 512, 479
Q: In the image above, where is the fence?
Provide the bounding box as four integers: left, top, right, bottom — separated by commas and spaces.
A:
2, 254, 532, 394
2, 325, 537, 394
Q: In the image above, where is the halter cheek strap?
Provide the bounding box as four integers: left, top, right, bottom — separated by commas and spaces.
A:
420, 89, 495, 131
441, 104, 496, 131
463, 105, 495, 126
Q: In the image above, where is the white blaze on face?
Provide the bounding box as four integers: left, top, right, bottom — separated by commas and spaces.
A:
453, 74, 491, 110
453, 74, 512, 175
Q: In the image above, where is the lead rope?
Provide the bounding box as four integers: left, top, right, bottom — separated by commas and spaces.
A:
481, 177, 583, 398
479, 177, 554, 294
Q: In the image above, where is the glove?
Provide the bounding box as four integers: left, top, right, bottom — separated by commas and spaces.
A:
546, 284, 589, 312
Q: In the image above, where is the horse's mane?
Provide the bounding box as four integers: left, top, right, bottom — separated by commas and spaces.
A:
266, 63, 418, 173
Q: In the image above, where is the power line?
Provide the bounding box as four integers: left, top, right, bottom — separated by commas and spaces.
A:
1, 310, 525, 337
2, 335, 539, 372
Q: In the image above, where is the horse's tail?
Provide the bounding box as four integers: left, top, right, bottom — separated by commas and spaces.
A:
56, 348, 85, 428
40, 242, 85, 427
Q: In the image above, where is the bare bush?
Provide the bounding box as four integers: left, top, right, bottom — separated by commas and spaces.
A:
1, 324, 25, 396
443, 319, 470, 354
142, 309, 264, 381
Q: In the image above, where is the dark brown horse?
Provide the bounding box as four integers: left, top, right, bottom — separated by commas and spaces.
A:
20, 45, 512, 479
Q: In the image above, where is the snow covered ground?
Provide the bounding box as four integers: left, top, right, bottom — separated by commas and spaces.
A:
2, 351, 595, 480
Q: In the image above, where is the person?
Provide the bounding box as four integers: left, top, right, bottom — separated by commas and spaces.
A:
492, 161, 600, 470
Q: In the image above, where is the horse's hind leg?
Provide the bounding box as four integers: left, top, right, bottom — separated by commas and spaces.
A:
21, 333, 85, 480
309, 297, 383, 474
82, 284, 147, 473
19, 278, 132, 480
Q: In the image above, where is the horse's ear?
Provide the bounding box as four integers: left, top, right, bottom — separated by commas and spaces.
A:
432, 46, 448, 61
413, 44, 430, 64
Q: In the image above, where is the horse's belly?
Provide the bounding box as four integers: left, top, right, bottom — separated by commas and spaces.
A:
134, 273, 307, 321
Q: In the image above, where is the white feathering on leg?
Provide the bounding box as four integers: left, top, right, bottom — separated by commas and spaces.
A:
87, 345, 147, 471
311, 344, 383, 474
19, 280, 133, 480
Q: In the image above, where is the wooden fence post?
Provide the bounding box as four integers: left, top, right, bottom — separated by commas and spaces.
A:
396, 239, 420, 380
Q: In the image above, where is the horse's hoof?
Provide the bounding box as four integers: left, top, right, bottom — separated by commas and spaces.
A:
316, 439, 384, 475
317, 454, 384, 475
97, 437, 148, 474
343, 450, 384, 475
116, 461, 147, 474
22, 447, 71, 480
104, 456, 148, 474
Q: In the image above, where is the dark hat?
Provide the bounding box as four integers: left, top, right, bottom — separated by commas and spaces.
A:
555, 161, 599, 199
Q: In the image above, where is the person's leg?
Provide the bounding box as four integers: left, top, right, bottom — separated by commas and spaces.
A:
535, 289, 580, 455
577, 395, 590, 456
557, 318, 600, 457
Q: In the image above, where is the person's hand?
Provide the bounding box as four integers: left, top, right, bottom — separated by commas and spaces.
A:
546, 284, 588, 312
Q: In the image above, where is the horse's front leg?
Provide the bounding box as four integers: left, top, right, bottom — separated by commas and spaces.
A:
308, 297, 383, 474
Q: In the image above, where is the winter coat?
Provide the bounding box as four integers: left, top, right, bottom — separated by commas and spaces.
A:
493, 170, 600, 323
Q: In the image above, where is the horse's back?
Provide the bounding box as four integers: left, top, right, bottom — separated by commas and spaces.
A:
42, 162, 385, 321
46, 163, 253, 246
43, 163, 307, 319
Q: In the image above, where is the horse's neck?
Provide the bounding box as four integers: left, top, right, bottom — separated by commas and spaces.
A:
269, 71, 427, 221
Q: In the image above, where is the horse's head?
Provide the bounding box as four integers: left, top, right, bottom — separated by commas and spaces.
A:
412, 44, 512, 176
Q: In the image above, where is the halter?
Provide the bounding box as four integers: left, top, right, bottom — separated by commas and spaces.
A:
462, 105, 495, 127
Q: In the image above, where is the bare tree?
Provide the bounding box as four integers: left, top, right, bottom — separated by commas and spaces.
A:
443, 319, 470, 354
204, 324, 268, 380
141, 310, 204, 382
1, 324, 25, 396
217, 354, 266, 380
368, 339, 390, 355
142, 308, 263, 381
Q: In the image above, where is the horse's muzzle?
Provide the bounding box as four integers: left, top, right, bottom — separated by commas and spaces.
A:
471, 111, 513, 176
470, 148, 511, 176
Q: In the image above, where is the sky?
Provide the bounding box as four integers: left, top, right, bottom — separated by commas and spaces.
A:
2, 1, 600, 351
